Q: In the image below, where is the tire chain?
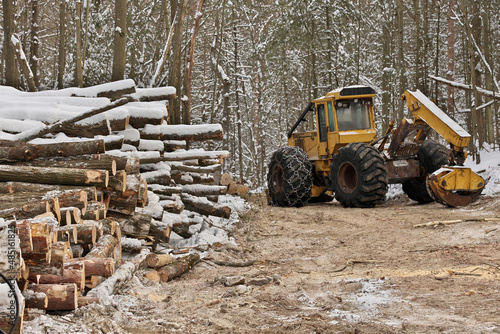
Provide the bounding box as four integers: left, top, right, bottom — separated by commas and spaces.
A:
268, 147, 312, 207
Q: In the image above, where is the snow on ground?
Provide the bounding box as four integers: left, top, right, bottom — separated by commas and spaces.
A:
466, 146, 500, 196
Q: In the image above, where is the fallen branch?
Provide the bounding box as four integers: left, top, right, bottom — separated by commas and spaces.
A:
156, 253, 200, 282
209, 259, 257, 267
429, 75, 500, 101
17, 97, 134, 142
414, 217, 500, 228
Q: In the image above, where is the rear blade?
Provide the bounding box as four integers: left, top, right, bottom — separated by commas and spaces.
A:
426, 166, 485, 207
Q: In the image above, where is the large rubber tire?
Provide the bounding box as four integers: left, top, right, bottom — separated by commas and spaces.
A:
329, 143, 388, 208
267, 146, 313, 207
402, 140, 450, 203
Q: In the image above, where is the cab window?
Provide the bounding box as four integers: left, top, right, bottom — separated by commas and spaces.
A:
336, 99, 371, 131
317, 103, 327, 142
327, 101, 336, 132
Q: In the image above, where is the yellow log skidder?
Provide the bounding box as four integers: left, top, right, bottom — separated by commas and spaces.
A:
267, 86, 485, 208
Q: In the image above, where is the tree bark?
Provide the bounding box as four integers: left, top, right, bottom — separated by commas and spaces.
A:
17, 97, 133, 142
0, 165, 108, 188
168, 0, 186, 124
84, 257, 115, 277
141, 123, 223, 141
30, 283, 78, 311
57, 0, 66, 89
3, 0, 19, 88
21, 158, 117, 176
146, 253, 174, 268
181, 193, 231, 218
85, 235, 118, 259
12, 35, 36, 92
447, 0, 456, 115
23, 290, 48, 309
184, 0, 205, 125
156, 253, 200, 282
74, 0, 83, 87
112, 0, 127, 81
35, 262, 85, 291
110, 212, 152, 238
0, 139, 105, 162
149, 220, 171, 244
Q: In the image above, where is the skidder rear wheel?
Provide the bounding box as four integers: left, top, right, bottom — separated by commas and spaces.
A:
330, 143, 388, 208
267, 146, 313, 207
402, 140, 450, 203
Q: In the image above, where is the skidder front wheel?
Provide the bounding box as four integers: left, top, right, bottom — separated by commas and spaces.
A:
402, 140, 450, 203
330, 143, 388, 208
267, 146, 313, 207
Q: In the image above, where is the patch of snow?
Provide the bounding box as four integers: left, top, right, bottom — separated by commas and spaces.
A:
465, 146, 500, 196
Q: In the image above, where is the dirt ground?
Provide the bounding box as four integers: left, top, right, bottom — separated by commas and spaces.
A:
24, 194, 500, 333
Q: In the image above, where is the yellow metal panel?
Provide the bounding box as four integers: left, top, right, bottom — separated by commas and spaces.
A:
402, 90, 470, 149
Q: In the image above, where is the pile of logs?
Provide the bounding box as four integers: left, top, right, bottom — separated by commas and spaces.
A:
0, 80, 248, 333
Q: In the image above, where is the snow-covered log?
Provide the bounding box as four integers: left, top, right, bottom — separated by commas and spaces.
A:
17, 96, 134, 142
18, 157, 117, 176
126, 102, 166, 128
181, 194, 231, 219
120, 237, 143, 253
140, 124, 223, 141
170, 163, 221, 174
110, 212, 152, 238
0, 139, 105, 162
86, 248, 150, 304
65, 79, 136, 100
141, 168, 171, 185
116, 126, 141, 147
171, 170, 216, 185
138, 139, 165, 153
0, 165, 109, 188
149, 220, 171, 244
163, 140, 186, 152
130, 87, 176, 102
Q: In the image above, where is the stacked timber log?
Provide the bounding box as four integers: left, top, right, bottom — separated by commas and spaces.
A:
0, 80, 248, 330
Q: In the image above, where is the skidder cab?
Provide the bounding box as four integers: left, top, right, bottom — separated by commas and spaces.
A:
267, 85, 485, 208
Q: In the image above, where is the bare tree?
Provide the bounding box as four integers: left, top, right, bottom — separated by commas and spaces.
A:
57, 0, 66, 89
3, 0, 19, 88
30, 0, 40, 89
183, 0, 205, 125
112, 0, 127, 81
168, 0, 186, 124
74, 0, 83, 87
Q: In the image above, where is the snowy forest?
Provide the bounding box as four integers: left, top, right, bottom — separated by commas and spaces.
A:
1, 0, 499, 189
